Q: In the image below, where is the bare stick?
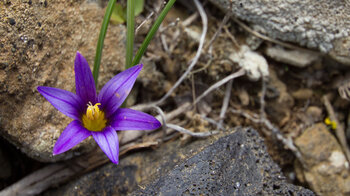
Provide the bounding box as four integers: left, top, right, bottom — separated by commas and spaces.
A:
159, 18, 180, 33
152, 105, 168, 141
323, 95, 350, 163
153, 104, 218, 138
135, 11, 154, 34
167, 124, 219, 138
161, 33, 169, 52
0, 164, 67, 196
223, 26, 240, 48
219, 80, 233, 127
260, 78, 267, 119
190, 57, 213, 75
153, 105, 167, 126
193, 68, 245, 105
182, 12, 198, 27
121, 102, 192, 144
191, 74, 197, 111
201, 115, 225, 130
155, 0, 208, 105
204, 11, 232, 51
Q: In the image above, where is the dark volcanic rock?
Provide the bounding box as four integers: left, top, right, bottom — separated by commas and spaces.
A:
46, 128, 313, 195
132, 128, 313, 195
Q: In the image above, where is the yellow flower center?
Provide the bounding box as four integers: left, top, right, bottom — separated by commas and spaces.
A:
82, 102, 107, 132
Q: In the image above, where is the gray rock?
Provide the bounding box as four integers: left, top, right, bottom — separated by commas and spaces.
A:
47, 128, 313, 195
132, 128, 314, 195
208, 0, 350, 64
0, 1, 126, 162
265, 46, 320, 68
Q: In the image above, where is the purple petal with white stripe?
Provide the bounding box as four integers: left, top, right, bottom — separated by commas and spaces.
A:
75, 52, 97, 105
92, 126, 119, 164
98, 64, 142, 117
53, 120, 91, 155
110, 108, 161, 130
37, 86, 83, 120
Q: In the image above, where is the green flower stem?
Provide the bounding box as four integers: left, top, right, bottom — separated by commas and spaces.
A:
125, 0, 135, 69
132, 0, 176, 66
92, 0, 117, 87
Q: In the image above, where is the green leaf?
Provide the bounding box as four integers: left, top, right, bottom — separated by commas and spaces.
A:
111, 3, 126, 24
134, 0, 144, 16
110, 0, 144, 24
126, 0, 135, 68
93, 0, 118, 87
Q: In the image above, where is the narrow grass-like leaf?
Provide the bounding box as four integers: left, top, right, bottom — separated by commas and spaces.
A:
92, 0, 117, 87
126, 0, 135, 69
132, 0, 176, 66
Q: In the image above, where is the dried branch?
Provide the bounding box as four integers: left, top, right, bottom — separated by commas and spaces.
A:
219, 80, 233, 127
135, 12, 154, 34
260, 78, 267, 119
166, 124, 219, 138
193, 68, 245, 105
204, 11, 232, 51
323, 95, 350, 163
223, 25, 240, 48
155, 0, 208, 105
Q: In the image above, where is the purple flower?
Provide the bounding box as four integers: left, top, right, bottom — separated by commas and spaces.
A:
37, 52, 161, 164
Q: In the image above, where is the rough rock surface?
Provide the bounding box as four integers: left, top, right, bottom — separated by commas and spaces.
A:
295, 123, 350, 196
208, 0, 350, 64
0, 1, 127, 162
46, 128, 314, 195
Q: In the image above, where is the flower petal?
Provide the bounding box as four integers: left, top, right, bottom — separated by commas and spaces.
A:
92, 126, 119, 164
75, 52, 97, 105
37, 86, 83, 120
98, 64, 142, 117
110, 108, 161, 130
53, 120, 91, 155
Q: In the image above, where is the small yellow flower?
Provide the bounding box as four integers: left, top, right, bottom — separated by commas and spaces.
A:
324, 117, 337, 130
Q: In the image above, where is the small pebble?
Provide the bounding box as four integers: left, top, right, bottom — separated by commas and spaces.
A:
292, 88, 313, 100
8, 18, 16, 25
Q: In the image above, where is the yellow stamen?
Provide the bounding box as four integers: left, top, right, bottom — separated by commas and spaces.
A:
82, 102, 107, 132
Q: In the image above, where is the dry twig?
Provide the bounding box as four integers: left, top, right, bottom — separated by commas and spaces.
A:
193, 68, 245, 105
223, 25, 240, 48
260, 78, 267, 119
219, 80, 233, 128
167, 124, 219, 138
204, 11, 232, 51
323, 95, 350, 163
135, 11, 155, 34
155, 0, 208, 105
182, 12, 199, 27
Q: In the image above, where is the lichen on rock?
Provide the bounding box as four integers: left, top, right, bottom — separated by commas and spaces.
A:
0, 0, 126, 162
